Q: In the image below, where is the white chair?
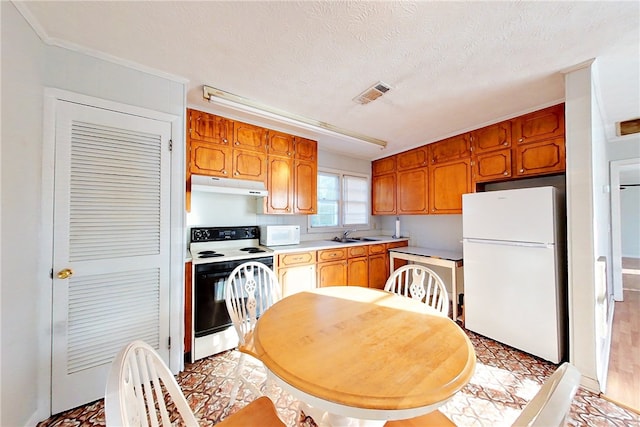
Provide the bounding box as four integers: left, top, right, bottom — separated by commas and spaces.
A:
384, 264, 450, 316
385, 362, 581, 427
225, 261, 282, 405
104, 340, 199, 427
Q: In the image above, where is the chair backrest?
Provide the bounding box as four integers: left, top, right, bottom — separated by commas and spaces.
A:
384, 264, 450, 316
511, 362, 581, 427
225, 261, 282, 345
104, 340, 198, 427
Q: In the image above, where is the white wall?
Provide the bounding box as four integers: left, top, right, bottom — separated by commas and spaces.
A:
620, 186, 640, 257
2, 3, 187, 424
1, 3, 45, 426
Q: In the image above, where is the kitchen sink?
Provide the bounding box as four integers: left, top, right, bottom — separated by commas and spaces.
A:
328, 237, 359, 243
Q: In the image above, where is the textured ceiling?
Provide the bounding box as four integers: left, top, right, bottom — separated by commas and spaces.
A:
16, 1, 640, 160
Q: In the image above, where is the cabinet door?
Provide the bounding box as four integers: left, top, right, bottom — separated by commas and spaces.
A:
471, 121, 511, 155
397, 168, 428, 214
429, 134, 471, 164
294, 159, 317, 214
317, 261, 347, 287
387, 241, 409, 272
279, 265, 316, 298
265, 156, 294, 213
184, 262, 192, 354
473, 148, 512, 183
267, 131, 294, 157
514, 137, 566, 177
348, 257, 369, 287
372, 156, 396, 176
190, 140, 232, 176
368, 253, 388, 290
232, 120, 267, 152
294, 137, 317, 161
188, 109, 231, 145
372, 173, 396, 215
429, 158, 471, 214
513, 104, 565, 145
232, 149, 267, 181
397, 147, 428, 171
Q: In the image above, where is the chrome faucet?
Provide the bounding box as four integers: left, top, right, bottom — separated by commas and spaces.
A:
342, 229, 357, 239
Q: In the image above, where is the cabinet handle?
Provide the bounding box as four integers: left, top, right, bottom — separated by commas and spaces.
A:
503, 171, 509, 176
503, 142, 508, 146
519, 138, 524, 142
223, 138, 228, 143
234, 172, 239, 176
519, 169, 524, 173
235, 141, 240, 146
287, 152, 291, 156
57, 268, 74, 279
223, 170, 227, 175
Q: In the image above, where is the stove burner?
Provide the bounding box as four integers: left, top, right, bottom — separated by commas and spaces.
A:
240, 247, 266, 253
198, 250, 224, 258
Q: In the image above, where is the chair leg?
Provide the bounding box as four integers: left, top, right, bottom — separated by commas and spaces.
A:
229, 353, 246, 406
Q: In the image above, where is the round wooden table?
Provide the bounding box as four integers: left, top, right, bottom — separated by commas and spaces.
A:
254, 286, 476, 425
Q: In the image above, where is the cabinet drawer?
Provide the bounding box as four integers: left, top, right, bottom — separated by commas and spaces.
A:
387, 241, 408, 251
348, 246, 368, 258
278, 251, 315, 267
368, 244, 386, 255
318, 248, 348, 262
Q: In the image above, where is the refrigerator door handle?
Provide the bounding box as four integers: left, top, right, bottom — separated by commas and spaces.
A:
463, 238, 554, 249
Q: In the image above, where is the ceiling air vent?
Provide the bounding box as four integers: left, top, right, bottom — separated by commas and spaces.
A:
617, 118, 640, 136
353, 81, 392, 105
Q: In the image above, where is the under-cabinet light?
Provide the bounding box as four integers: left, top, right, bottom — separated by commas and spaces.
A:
203, 85, 387, 149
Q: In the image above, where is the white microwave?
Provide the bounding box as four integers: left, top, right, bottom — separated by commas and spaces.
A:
259, 225, 300, 246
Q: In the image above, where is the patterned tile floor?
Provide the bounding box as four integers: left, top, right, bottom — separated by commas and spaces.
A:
39, 329, 639, 427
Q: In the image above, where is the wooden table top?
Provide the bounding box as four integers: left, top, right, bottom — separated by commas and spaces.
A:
254, 286, 476, 416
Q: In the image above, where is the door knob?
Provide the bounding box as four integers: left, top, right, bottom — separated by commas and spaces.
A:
57, 268, 74, 279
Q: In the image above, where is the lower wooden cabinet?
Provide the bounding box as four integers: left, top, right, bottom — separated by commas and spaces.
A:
368, 249, 388, 290
317, 260, 347, 287
277, 251, 316, 297
347, 246, 369, 287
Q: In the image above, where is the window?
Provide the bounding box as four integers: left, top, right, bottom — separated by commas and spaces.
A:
309, 170, 369, 231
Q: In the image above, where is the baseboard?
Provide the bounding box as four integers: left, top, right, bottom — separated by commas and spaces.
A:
600, 394, 640, 415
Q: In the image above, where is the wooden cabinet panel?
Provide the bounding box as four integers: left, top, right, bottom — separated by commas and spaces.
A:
471, 121, 511, 155
429, 158, 471, 214
368, 253, 388, 290
429, 134, 471, 164
188, 109, 231, 145
368, 244, 386, 255
514, 137, 566, 177
318, 248, 347, 262
372, 173, 396, 215
231, 149, 267, 181
387, 241, 409, 272
348, 257, 369, 287
348, 246, 368, 258
265, 156, 293, 213
397, 168, 428, 214
231, 120, 267, 152
278, 251, 316, 267
513, 104, 564, 145
473, 148, 512, 182
184, 262, 192, 354
279, 264, 316, 298
372, 156, 396, 176
317, 261, 347, 287
267, 131, 294, 157
397, 147, 428, 171
294, 137, 317, 161
294, 159, 317, 214
190, 140, 232, 176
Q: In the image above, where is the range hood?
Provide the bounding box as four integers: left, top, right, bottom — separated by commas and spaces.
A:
191, 175, 268, 196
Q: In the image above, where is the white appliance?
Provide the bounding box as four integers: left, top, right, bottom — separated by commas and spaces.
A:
462, 186, 565, 363
259, 225, 300, 246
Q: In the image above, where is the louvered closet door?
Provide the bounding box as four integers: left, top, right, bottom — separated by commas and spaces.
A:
51, 100, 171, 413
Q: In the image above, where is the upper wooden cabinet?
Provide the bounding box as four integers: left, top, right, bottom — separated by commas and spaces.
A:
231, 149, 267, 181
397, 147, 428, 171
429, 134, 472, 164
372, 173, 396, 215
293, 159, 317, 214
372, 156, 396, 176
189, 140, 232, 176
429, 158, 471, 214
473, 148, 512, 182
231, 121, 267, 152
294, 137, 317, 161
514, 137, 566, 177
513, 104, 565, 145
397, 168, 428, 214
267, 131, 294, 157
265, 156, 294, 213
188, 109, 231, 145
471, 121, 512, 155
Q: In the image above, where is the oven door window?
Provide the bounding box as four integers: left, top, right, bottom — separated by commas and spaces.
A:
194, 269, 232, 337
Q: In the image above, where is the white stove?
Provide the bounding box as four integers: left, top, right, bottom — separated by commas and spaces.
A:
188, 226, 274, 361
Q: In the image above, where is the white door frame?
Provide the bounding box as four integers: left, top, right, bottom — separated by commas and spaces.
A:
610, 157, 640, 301
38, 88, 184, 417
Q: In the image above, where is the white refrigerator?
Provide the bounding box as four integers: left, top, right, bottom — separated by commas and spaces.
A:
462, 186, 565, 363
